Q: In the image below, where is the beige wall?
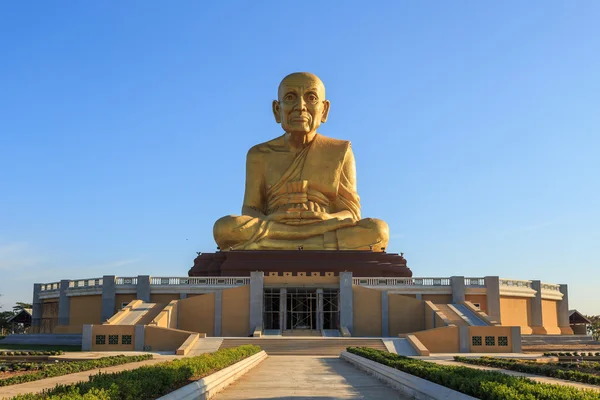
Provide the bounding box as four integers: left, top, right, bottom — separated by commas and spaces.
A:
499, 296, 532, 335
542, 299, 560, 334
465, 294, 488, 314
179, 293, 215, 335
222, 286, 250, 337
422, 294, 452, 304
469, 326, 514, 353
115, 294, 137, 314
388, 294, 425, 335
91, 325, 136, 351
145, 326, 195, 351
70, 295, 102, 326
151, 294, 180, 305
413, 326, 459, 353
54, 325, 83, 334
352, 286, 382, 337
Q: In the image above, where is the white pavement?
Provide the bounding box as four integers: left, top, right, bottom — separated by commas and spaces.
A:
215, 356, 408, 399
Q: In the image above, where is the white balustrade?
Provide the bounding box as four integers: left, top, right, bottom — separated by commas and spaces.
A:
352, 277, 451, 287
68, 278, 103, 289
150, 277, 250, 286
40, 282, 60, 291
464, 277, 485, 287
115, 277, 138, 286
541, 282, 561, 292
499, 278, 532, 289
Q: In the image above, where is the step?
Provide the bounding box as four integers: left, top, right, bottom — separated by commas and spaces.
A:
218, 338, 388, 356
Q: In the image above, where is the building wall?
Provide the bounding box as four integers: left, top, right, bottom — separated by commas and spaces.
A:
499, 296, 532, 334
178, 293, 215, 335
352, 286, 382, 337
41, 300, 58, 333
468, 326, 514, 353
222, 286, 251, 337
91, 325, 135, 351
542, 299, 560, 334
145, 326, 194, 351
465, 294, 488, 314
388, 294, 425, 335
150, 294, 180, 305
114, 294, 137, 314
422, 294, 452, 304
70, 295, 102, 326
264, 275, 339, 285
413, 326, 460, 353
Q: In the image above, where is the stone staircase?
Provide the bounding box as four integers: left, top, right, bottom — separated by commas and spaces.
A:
522, 335, 600, 347
435, 304, 469, 327
219, 338, 388, 356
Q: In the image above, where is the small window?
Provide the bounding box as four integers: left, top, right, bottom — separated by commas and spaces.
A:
485, 336, 496, 346
122, 335, 132, 345
121, 302, 130, 309
498, 336, 508, 346
95, 335, 106, 345
472, 336, 482, 346
472, 303, 481, 309
108, 335, 119, 345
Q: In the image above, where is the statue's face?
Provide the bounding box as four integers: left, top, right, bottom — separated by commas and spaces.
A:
273, 73, 330, 135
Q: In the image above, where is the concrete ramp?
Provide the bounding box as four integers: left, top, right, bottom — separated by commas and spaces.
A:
116, 302, 163, 325
186, 338, 224, 356
450, 304, 488, 326
435, 304, 469, 327
383, 338, 418, 356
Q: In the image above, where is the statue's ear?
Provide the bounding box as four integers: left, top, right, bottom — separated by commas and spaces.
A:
272, 100, 281, 123
321, 100, 330, 123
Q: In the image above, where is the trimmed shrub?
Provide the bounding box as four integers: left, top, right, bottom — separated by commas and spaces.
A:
11, 345, 261, 400
347, 347, 599, 400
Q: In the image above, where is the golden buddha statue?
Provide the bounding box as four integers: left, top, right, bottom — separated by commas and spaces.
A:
213, 72, 389, 251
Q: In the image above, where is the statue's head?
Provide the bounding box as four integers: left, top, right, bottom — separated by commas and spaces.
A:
273, 72, 330, 135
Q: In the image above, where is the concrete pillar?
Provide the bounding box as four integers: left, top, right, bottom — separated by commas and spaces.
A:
340, 272, 353, 334
451, 276, 465, 304
459, 326, 470, 353
484, 276, 501, 323
31, 284, 42, 333
558, 284, 574, 334
249, 271, 264, 332
279, 288, 287, 332
179, 293, 187, 300
137, 275, 151, 303
82, 325, 93, 351
530, 280, 546, 334
58, 280, 71, 326
381, 290, 389, 337
214, 290, 222, 337
317, 288, 324, 331
101, 275, 116, 323
415, 293, 423, 301
134, 325, 145, 351
511, 326, 522, 353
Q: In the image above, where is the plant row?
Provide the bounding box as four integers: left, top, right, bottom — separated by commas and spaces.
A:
348, 347, 600, 400
12, 345, 261, 399
0, 350, 64, 356
0, 354, 152, 387
455, 356, 600, 386
544, 352, 600, 357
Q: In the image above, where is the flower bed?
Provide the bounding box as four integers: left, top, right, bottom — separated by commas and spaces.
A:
347, 347, 600, 400
0, 351, 64, 357
0, 354, 152, 387
11, 345, 261, 400
455, 356, 600, 385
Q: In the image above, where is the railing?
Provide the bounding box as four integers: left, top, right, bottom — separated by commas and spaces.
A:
499, 278, 532, 289
69, 278, 103, 288
115, 277, 138, 286
40, 282, 60, 291
150, 277, 250, 286
352, 277, 451, 286
541, 282, 561, 292
464, 277, 485, 287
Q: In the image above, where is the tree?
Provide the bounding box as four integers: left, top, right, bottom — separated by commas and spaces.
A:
13, 302, 32, 313
586, 315, 600, 341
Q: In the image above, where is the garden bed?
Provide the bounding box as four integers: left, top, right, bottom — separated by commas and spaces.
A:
455, 356, 600, 386
347, 347, 600, 400
10, 345, 261, 399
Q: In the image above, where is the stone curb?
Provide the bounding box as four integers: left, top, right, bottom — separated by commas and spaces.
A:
340, 351, 476, 400
157, 351, 268, 400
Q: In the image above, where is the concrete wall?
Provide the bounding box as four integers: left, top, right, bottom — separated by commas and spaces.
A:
178, 293, 215, 335
70, 295, 102, 326
91, 325, 136, 351
151, 294, 180, 305
542, 299, 560, 334
465, 294, 488, 314
145, 326, 195, 352
352, 286, 382, 337
499, 296, 533, 334
413, 326, 460, 353
422, 294, 452, 304
222, 285, 250, 337
388, 294, 425, 335
41, 300, 59, 333
114, 294, 137, 314
468, 326, 515, 353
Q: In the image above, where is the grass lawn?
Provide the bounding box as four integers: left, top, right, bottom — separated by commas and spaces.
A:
0, 344, 81, 352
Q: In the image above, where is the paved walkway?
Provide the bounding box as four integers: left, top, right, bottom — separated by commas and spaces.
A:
215, 356, 408, 399
0, 356, 175, 398
430, 359, 600, 393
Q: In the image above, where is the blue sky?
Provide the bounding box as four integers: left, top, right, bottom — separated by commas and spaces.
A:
1, 2, 599, 315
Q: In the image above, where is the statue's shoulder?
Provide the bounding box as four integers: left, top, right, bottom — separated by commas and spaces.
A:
314, 134, 352, 152
247, 135, 286, 156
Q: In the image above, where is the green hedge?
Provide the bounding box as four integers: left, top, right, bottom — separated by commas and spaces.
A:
348, 347, 600, 400
545, 352, 600, 357
0, 355, 152, 387
0, 350, 63, 356
12, 345, 261, 400
455, 356, 600, 386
